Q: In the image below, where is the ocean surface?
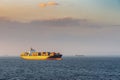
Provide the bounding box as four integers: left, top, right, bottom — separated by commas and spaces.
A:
0, 57, 120, 80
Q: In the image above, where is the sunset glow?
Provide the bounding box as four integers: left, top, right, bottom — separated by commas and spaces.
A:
0, 0, 120, 56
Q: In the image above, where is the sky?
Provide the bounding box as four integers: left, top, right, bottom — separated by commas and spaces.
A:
0, 0, 120, 56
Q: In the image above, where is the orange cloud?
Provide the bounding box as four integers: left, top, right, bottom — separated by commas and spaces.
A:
39, 1, 58, 8
47, 2, 58, 6
39, 3, 47, 7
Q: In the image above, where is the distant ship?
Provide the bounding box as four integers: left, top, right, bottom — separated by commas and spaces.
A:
20, 48, 62, 60
75, 55, 85, 57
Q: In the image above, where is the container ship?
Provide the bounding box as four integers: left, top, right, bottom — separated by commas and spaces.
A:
20, 48, 62, 60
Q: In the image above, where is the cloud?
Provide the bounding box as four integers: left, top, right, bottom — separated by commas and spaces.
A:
39, 1, 58, 8
0, 16, 85, 28
1, 16, 117, 29
30, 17, 83, 27
0, 16, 84, 26
39, 3, 47, 7
47, 2, 58, 6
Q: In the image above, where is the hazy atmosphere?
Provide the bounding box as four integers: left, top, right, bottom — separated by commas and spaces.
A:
0, 0, 120, 56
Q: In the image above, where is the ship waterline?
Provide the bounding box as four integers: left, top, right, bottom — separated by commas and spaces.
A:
21, 56, 62, 60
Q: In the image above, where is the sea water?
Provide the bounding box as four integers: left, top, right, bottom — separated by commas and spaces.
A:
0, 57, 120, 80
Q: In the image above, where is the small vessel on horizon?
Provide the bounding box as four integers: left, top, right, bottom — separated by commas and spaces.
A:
20, 48, 62, 60
75, 55, 85, 57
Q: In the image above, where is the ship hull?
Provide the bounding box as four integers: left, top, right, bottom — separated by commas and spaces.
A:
21, 55, 62, 60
